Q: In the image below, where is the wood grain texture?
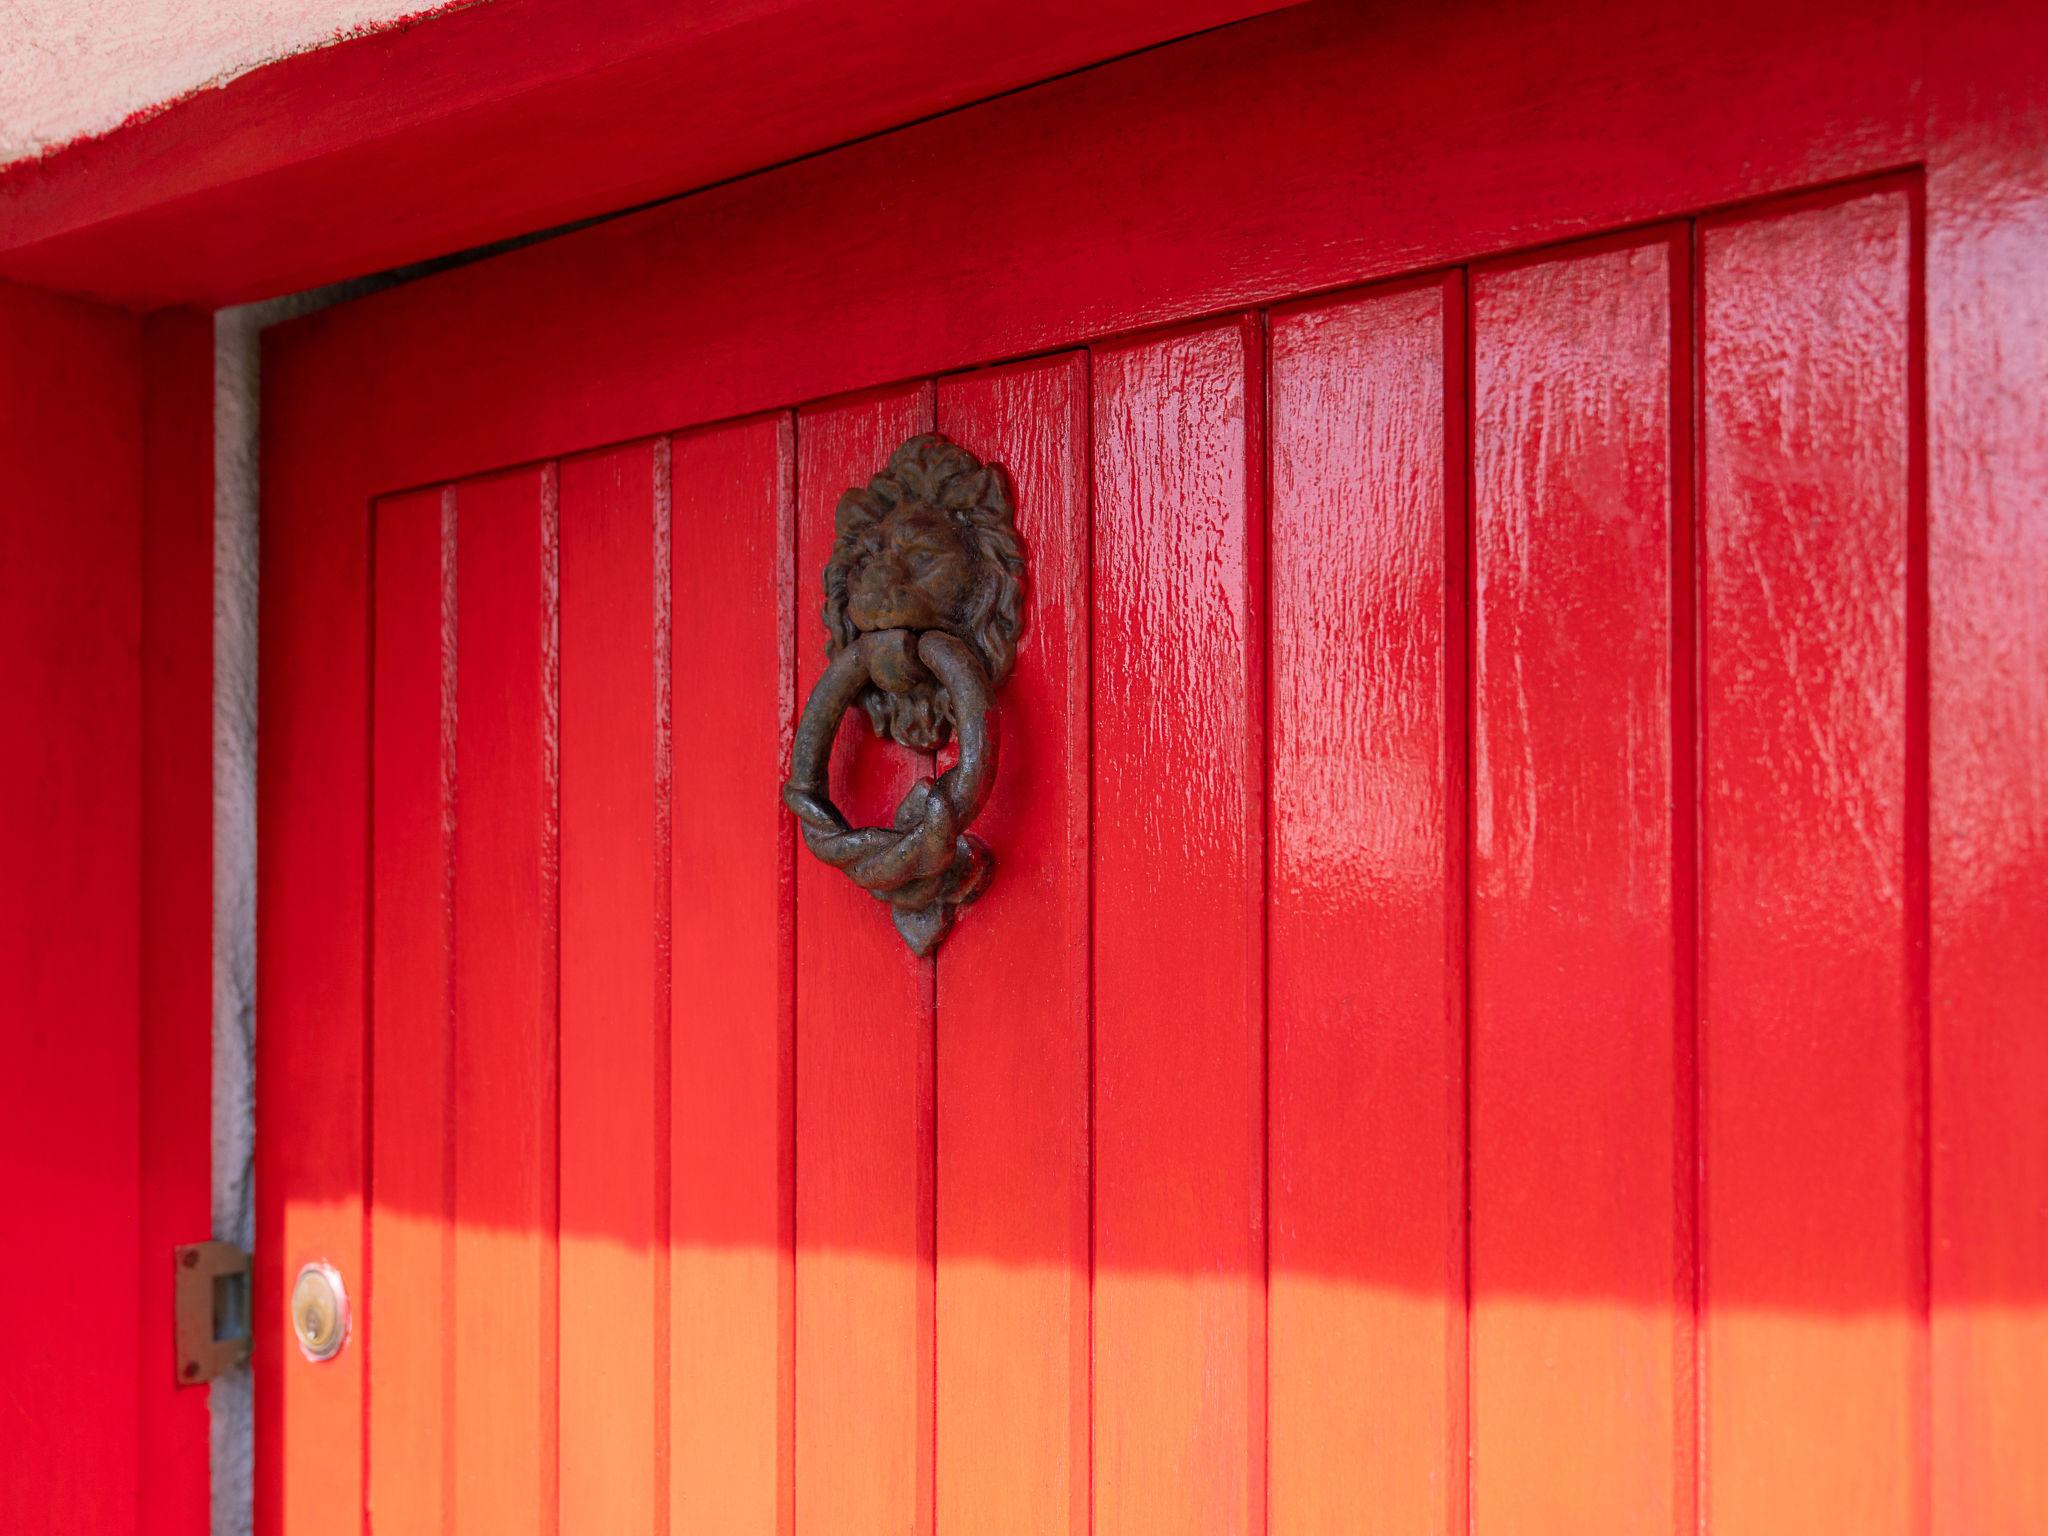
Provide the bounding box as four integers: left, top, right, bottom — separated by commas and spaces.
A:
1267, 276, 1465, 1536
369, 487, 456, 1533
1091, 317, 1265, 1536
933, 355, 1091, 1536
669, 413, 796, 1536
1469, 232, 1687, 1534
0, 279, 143, 1534
559, 442, 666, 1534
451, 465, 561, 1536
1699, 187, 1919, 1536
792, 383, 936, 1536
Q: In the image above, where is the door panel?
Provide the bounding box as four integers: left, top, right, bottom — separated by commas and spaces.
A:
559, 441, 666, 1533
1268, 276, 1465, 1535
1469, 232, 1687, 1533
933, 356, 1092, 1536
449, 466, 560, 1536
341, 183, 1937, 1536
1090, 319, 1267, 1536
368, 485, 454, 1532
791, 383, 939, 1536
666, 413, 795, 1536
1700, 186, 1919, 1536
264, 8, 2046, 1531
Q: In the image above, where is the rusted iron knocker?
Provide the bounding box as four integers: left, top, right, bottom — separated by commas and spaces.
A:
780, 434, 1025, 956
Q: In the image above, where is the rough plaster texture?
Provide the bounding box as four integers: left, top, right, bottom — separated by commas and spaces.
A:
211, 301, 265, 1536
0, 0, 455, 162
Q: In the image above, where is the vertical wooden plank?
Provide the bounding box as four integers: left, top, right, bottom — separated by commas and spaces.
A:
370, 486, 456, 1533
1927, 14, 2048, 1531
1700, 187, 1918, 1536
670, 413, 796, 1536
1091, 317, 1264, 1536
0, 280, 143, 1534
452, 465, 560, 1536
1267, 277, 1464, 1536
934, 354, 1091, 1536
793, 382, 936, 1536
559, 442, 666, 1534
139, 305, 215, 1536
257, 323, 368, 1536
1469, 233, 1687, 1535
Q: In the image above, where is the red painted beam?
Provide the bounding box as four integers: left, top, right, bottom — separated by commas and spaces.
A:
0, 0, 1294, 311
140, 307, 216, 1536
0, 285, 211, 1536
0, 278, 144, 1534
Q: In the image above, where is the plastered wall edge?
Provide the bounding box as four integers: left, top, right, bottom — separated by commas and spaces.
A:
212, 278, 385, 1536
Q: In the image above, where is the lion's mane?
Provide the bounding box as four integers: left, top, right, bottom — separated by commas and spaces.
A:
822, 433, 1026, 751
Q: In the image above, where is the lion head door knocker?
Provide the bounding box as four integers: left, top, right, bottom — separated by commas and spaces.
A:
781, 434, 1025, 956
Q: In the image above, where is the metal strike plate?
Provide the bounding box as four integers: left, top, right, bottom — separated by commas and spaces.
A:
173, 1240, 251, 1386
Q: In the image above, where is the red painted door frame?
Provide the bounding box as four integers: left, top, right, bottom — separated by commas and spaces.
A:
0, 291, 212, 1533
254, 1, 2047, 1533
0, 0, 1294, 309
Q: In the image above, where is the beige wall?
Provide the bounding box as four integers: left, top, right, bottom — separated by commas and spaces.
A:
0, 0, 452, 163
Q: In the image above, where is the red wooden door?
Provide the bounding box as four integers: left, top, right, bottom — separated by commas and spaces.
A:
258, 3, 2048, 1534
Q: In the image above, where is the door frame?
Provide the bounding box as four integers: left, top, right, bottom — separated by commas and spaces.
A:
248, 1, 2044, 1532
0, 0, 1294, 309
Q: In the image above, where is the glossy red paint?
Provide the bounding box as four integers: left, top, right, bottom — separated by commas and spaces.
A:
2, 287, 210, 1536
933, 356, 1092, 1536
666, 413, 795, 1536
251, 0, 1929, 499
138, 307, 215, 1536
0, 0, 1291, 309
558, 440, 667, 1532
1927, 8, 2048, 1533
368, 484, 455, 1532
1090, 318, 1267, 1536
1700, 187, 1920, 1536
247, 3, 2047, 1533
1, 282, 143, 1532
1470, 231, 1689, 1533
792, 384, 937, 1536
258, 282, 373, 1536
1268, 276, 1466, 1534
450, 465, 561, 1536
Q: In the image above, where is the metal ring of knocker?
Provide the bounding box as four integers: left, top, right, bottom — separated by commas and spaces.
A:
782, 432, 1025, 955
782, 626, 998, 957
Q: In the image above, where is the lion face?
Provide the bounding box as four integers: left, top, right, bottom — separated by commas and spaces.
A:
822, 433, 1025, 751
843, 498, 978, 636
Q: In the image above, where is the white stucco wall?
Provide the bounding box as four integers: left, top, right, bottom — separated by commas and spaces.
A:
210, 300, 269, 1536
0, 1, 457, 162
